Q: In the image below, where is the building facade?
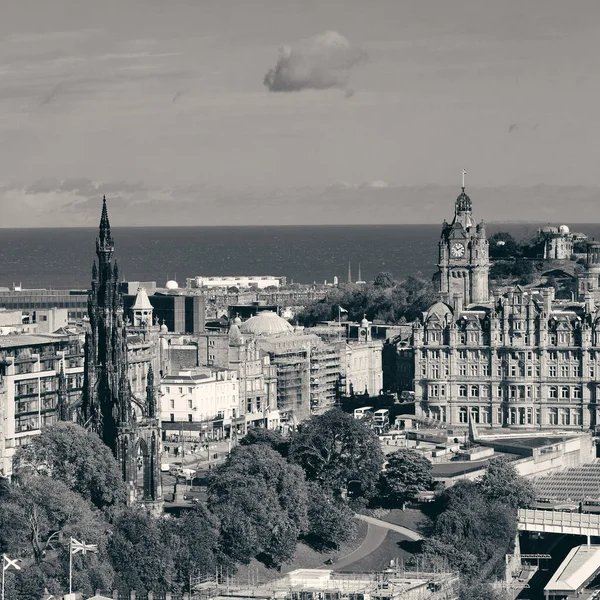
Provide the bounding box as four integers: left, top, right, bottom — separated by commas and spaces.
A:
160, 368, 239, 427
0, 333, 84, 476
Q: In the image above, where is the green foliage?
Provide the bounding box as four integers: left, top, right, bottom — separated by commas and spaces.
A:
289, 408, 384, 501
239, 427, 289, 457
489, 232, 520, 259
459, 582, 507, 600
0, 476, 109, 565
373, 272, 395, 288
422, 481, 516, 581
477, 457, 535, 509
13, 422, 127, 511
108, 509, 174, 594
304, 483, 357, 551
378, 449, 433, 507
208, 444, 309, 567
160, 505, 223, 590
297, 273, 436, 326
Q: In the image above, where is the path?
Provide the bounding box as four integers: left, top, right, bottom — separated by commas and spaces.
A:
322, 514, 422, 570
355, 514, 423, 541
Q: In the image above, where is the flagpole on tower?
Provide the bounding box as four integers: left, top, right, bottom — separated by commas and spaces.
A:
69, 539, 73, 596
462, 168, 466, 190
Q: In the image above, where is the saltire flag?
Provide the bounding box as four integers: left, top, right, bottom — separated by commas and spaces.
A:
339, 306, 348, 314
2, 554, 21, 572
70, 538, 98, 556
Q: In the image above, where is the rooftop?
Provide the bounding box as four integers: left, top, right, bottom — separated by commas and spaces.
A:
0, 334, 67, 349
545, 545, 600, 594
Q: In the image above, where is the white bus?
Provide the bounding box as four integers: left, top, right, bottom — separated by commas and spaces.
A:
354, 406, 374, 420
373, 409, 390, 429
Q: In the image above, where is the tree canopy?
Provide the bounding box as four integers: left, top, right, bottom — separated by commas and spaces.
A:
422, 480, 517, 581
378, 448, 433, 508
297, 273, 436, 326
477, 457, 535, 510
208, 444, 309, 567
289, 408, 384, 501
238, 427, 289, 457
12, 422, 127, 511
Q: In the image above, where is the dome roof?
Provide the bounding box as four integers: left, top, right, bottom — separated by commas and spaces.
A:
233, 315, 242, 325
455, 189, 472, 212
239, 311, 294, 337
165, 280, 179, 290
160, 322, 168, 333
559, 225, 570, 234
361, 315, 369, 327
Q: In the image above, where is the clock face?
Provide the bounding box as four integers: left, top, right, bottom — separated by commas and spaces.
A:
450, 242, 465, 258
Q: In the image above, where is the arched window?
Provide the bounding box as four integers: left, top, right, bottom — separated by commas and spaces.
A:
459, 385, 468, 397
470, 385, 479, 397
549, 386, 558, 399
561, 386, 570, 399
573, 387, 582, 400
459, 407, 468, 423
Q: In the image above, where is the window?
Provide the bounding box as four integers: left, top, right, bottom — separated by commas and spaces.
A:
459, 350, 467, 361
431, 365, 439, 378
549, 386, 558, 399
459, 364, 467, 376
170, 413, 174, 422
165, 386, 170, 393
256, 397, 261, 411
247, 398, 252, 413
188, 387, 193, 394
459, 407, 468, 423
170, 399, 175, 409
561, 386, 570, 400
561, 366, 569, 378
470, 364, 478, 377
549, 408, 558, 425
572, 409, 581, 426
429, 384, 439, 397
188, 399, 192, 409
560, 408, 570, 425
440, 384, 446, 397
459, 385, 467, 397
470, 385, 479, 397
510, 365, 517, 377
188, 414, 193, 422
573, 387, 582, 400
573, 364, 581, 377
481, 385, 489, 398
178, 387, 183, 394
590, 365, 596, 379
482, 363, 490, 376
497, 407, 503, 425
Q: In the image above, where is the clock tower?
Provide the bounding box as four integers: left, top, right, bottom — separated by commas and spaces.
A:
435, 176, 489, 306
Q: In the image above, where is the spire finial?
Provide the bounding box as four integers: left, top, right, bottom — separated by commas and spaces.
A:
462, 168, 466, 191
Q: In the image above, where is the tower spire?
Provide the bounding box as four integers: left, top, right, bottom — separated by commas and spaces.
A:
358, 263, 362, 282
348, 261, 352, 284
462, 168, 466, 191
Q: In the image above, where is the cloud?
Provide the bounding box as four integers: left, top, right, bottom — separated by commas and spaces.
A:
263, 31, 366, 93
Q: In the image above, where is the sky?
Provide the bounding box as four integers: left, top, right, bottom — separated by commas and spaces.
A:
1, 0, 600, 226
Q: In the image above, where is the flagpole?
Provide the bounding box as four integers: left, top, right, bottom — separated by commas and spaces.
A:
69, 539, 73, 596
2, 556, 5, 600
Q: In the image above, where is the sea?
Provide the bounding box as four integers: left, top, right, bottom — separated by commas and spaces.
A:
1, 223, 599, 290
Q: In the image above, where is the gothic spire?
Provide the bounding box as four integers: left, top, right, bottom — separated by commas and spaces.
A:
99, 195, 113, 246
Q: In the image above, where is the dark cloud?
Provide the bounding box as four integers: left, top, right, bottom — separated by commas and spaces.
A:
264, 31, 366, 93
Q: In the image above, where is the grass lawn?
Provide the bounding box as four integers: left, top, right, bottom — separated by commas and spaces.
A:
338, 531, 420, 573
375, 508, 428, 534
236, 519, 369, 584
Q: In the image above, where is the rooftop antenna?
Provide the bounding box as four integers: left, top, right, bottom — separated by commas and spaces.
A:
348, 261, 352, 284
462, 168, 466, 190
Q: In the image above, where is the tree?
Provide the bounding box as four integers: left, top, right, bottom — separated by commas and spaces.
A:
304, 483, 357, 551
477, 457, 535, 510
0, 477, 109, 565
239, 427, 289, 457
378, 449, 433, 508
373, 272, 395, 288
208, 445, 309, 567
160, 505, 222, 591
459, 582, 507, 600
12, 422, 126, 511
108, 509, 173, 594
289, 409, 384, 501
422, 481, 517, 581
489, 232, 520, 259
